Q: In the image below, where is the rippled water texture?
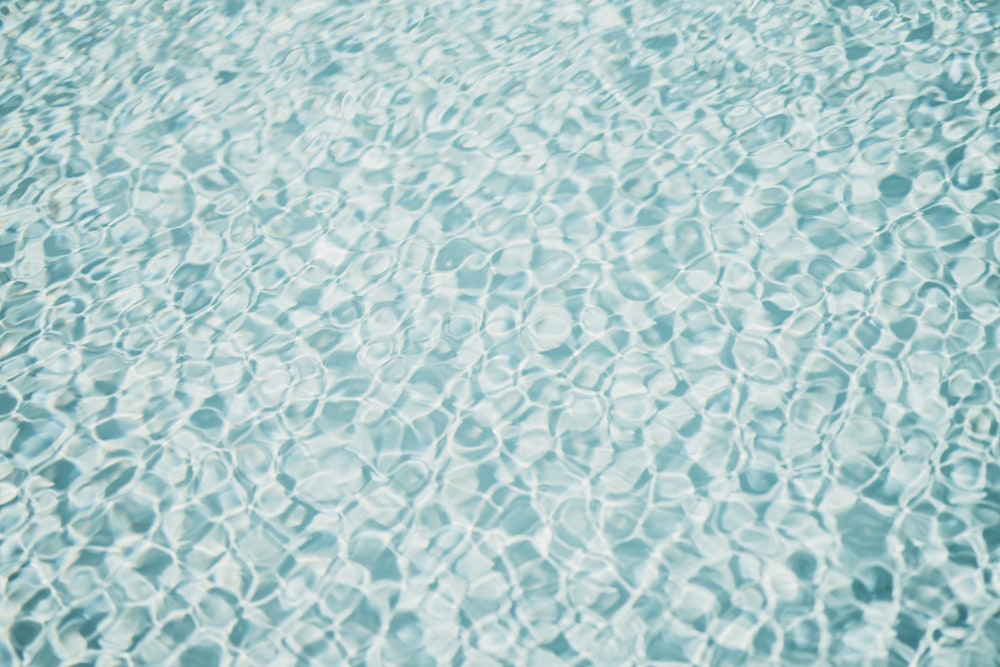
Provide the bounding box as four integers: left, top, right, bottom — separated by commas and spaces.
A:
3, 0, 1000, 664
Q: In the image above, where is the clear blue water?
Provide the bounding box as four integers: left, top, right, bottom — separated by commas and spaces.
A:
2, 0, 1000, 665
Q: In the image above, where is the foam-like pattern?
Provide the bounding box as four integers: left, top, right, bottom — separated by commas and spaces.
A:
2, 0, 1000, 664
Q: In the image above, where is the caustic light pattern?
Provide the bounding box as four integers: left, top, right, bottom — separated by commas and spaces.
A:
2, 0, 1000, 665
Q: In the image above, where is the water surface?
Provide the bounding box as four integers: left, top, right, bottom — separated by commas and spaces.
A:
2, 0, 1000, 665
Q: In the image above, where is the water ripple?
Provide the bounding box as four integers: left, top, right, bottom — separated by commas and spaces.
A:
2, 0, 1000, 665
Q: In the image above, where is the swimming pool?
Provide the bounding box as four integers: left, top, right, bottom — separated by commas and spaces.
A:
2, 0, 1000, 664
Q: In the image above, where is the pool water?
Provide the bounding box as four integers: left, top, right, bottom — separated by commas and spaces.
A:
2, 0, 1000, 665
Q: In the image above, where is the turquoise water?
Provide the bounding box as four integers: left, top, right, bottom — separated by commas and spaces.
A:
2, 0, 1000, 664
